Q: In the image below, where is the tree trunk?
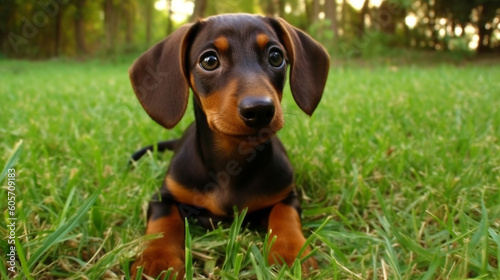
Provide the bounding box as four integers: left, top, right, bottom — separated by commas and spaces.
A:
403, 8, 410, 47
476, 21, 490, 53
476, 5, 493, 53
166, 0, 173, 35
312, 0, 320, 23
305, 0, 320, 26
124, 0, 134, 46
104, 0, 119, 53
277, 0, 286, 17
357, 0, 369, 38
428, 1, 438, 49
341, 0, 348, 35
74, 0, 87, 54
191, 0, 207, 21
264, 0, 276, 16
145, 0, 152, 45
2, 2, 17, 55
378, 0, 396, 34
325, 0, 338, 39
54, 5, 63, 56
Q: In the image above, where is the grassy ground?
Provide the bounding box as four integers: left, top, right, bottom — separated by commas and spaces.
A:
1, 57, 499, 279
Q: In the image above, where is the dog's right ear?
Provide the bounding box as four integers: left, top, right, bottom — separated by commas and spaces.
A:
129, 24, 198, 129
267, 18, 330, 116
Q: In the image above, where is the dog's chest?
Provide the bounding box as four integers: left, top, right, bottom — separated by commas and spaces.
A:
168, 140, 294, 216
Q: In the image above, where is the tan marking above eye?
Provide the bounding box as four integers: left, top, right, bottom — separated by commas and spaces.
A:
256, 33, 270, 49
214, 36, 229, 52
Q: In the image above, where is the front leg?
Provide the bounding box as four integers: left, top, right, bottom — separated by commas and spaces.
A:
267, 196, 318, 273
131, 195, 185, 280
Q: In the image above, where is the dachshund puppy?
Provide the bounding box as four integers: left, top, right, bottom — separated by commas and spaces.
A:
129, 13, 329, 279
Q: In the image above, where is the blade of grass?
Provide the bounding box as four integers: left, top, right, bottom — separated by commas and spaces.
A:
1, 140, 23, 181
27, 186, 102, 269
134, 266, 143, 280
262, 231, 276, 267
249, 243, 270, 280
291, 259, 302, 278
185, 218, 193, 280
15, 236, 34, 280
383, 235, 402, 280
426, 210, 459, 239
222, 207, 247, 273
420, 254, 441, 280
489, 228, 500, 273
233, 253, 244, 276
0, 258, 8, 279
276, 265, 287, 279
298, 216, 331, 262
468, 198, 489, 274
55, 183, 77, 227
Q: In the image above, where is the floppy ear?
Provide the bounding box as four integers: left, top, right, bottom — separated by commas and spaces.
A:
270, 18, 330, 116
129, 24, 197, 129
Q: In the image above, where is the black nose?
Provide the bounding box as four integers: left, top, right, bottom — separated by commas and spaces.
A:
238, 97, 275, 128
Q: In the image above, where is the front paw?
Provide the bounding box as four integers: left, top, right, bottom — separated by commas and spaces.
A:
268, 237, 318, 273
131, 247, 185, 280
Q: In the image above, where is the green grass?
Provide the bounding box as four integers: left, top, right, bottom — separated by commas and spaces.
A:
1, 57, 499, 279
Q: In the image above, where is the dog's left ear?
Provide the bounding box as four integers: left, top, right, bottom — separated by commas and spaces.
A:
268, 18, 330, 116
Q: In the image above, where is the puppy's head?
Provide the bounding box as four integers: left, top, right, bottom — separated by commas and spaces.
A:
129, 14, 329, 139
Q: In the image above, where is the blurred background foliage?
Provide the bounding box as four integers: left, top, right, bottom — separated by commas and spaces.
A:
1, 0, 500, 60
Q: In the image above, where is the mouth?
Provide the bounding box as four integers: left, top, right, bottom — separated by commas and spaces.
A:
209, 121, 279, 144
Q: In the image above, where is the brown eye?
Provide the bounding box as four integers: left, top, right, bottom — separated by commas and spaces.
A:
200, 51, 220, 71
269, 48, 284, 67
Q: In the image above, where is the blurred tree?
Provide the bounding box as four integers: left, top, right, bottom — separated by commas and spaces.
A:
191, 0, 207, 20
263, 0, 293, 18
312, 0, 320, 23
0, 0, 499, 58
341, 0, 349, 34
375, 0, 410, 47
304, 0, 321, 25
325, 0, 339, 39
0, 2, 14, 50
377, 1, 396, 34
433, 0, 499, 52
73, 0, 87, 54
103, 0, 118, 53
145, 0, 153, 45
357, 0, 369, 38
261, 0, 277, 16
124, 0, 135, 48
166, 0, 173, 35
53, 1, 64, 56
472, 0, 498, 52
